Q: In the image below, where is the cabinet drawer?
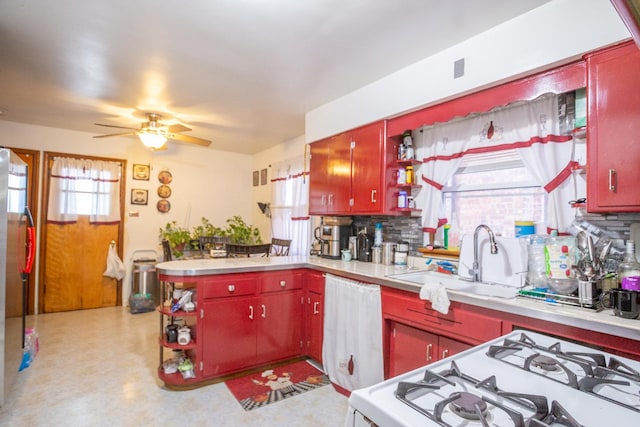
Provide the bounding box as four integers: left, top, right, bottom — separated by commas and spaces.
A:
382, 288, 502, 344
261, 270, 303, 293
201, 275, 257, 299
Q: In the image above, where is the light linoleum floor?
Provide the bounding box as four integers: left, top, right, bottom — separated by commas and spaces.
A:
0, 307, 349, 426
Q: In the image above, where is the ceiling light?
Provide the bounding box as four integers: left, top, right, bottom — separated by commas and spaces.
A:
137, 132, 167, 149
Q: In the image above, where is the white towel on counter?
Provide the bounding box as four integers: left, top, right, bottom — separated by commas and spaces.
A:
419, 282, 450, 314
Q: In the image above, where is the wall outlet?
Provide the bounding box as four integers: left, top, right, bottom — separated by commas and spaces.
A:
454, 58, 465, 79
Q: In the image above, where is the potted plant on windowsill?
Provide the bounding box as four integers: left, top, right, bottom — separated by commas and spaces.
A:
159, 221, 192, 258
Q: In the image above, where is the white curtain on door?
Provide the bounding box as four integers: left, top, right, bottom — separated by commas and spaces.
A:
270, 155, 310, 256
322, 274, 383, 392
416, 93, 576, 234
47, 157, 121, 224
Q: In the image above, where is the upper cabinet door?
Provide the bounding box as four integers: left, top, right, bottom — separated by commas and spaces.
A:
309, 133, 351, 214
586, 41, 640, 212
350, 121, 385, 213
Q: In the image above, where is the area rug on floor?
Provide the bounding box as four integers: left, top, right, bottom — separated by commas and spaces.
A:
225, 360, 330, 411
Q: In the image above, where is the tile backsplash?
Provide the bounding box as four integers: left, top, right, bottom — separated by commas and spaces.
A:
351, 211, 639, 257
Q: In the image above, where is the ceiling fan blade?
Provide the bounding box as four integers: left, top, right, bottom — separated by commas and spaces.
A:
166, 124, 191, 133
169, 133, 211, 147
93, 132, 136, 138
94, 123, 138, 131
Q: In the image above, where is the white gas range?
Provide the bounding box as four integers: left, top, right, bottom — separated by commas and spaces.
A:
347, 330, 640, 426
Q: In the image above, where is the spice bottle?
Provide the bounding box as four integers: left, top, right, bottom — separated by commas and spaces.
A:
397, 168, 406, 184
398, 191, 408, 208
405, 165, 414, 184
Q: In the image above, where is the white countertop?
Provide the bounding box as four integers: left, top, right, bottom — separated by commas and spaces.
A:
156, 255, 640, 342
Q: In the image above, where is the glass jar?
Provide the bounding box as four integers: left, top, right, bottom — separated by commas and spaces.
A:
618, 240, 640, 289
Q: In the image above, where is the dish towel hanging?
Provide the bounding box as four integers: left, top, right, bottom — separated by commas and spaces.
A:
419, 282, 450, 314
322, 274, 384, 393
103, 242, 126, 280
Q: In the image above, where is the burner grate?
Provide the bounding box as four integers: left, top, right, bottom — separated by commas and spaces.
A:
487, 333, 640, 413
393, 361, 581, 427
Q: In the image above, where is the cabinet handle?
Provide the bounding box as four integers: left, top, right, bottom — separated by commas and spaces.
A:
321, 194, 326, 206
328, 194, 333, 206
227, 284, 235, 293
442, 349, 449, 359
313, 301, 320, 315
426, 343, 433, 362
280, 280, 286, 288
261, 304, 267, 318
371, 189, 377, 203
249, 305, 254, 320
608, 168, 617, 192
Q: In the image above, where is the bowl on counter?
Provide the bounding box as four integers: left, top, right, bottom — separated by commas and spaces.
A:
547, 278, 578, 295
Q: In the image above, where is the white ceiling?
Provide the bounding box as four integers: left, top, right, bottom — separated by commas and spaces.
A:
0, 0, 551, 154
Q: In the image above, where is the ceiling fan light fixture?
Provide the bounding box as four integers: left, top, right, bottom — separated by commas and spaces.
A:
138, 131, 167, 149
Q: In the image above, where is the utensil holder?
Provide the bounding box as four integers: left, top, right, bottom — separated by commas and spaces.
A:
578, 279, 602, 308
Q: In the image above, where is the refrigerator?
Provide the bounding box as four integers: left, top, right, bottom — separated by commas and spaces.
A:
0, 148, 33, 407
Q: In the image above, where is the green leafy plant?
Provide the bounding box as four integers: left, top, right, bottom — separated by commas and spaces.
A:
159, 221, 192, 258
224, 215, 262, 245
191, 217, 225, 240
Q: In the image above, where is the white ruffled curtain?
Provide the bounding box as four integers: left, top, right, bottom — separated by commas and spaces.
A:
416, 93, 575, 234
270, 155, 310, 256
47, 157, 121, 224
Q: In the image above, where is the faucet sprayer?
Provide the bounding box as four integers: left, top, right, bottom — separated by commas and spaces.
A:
470, 224, 498, 282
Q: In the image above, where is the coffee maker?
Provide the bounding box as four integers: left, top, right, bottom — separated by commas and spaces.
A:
314, 216, 352, 259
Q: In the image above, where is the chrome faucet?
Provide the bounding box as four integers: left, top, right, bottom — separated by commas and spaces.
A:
470, 224, 498, 282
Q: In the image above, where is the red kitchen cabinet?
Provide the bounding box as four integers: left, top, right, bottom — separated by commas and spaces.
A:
199, 270, 304, 378
586, 41, 640, 212
308, 133, 351, 214
304, 270, 325, 363
381, 287, 501, 378
387, 321, 471, 377
309, 121, 390, 215
201, 296, 256, 376
256, 290, 304, 365
350, 121, 385, 213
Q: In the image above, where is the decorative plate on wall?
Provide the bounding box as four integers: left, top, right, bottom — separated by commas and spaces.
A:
158, 170, 173, 184
157, 185, 172, 198
157, 199, 171, 213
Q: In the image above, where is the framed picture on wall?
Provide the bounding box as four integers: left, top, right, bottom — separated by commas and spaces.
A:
132, 164, 150, 181
260, 168, 267, 185
253, 170, 259, 187
131, 189, 148, 205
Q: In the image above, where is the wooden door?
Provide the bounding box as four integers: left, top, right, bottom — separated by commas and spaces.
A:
40, 153, 126, 313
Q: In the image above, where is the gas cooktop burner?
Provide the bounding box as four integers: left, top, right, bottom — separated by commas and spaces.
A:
531, 354, 561, 372
448, 392, 487, 420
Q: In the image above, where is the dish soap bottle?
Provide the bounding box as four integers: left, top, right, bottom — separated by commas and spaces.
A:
374, 223, 383, 247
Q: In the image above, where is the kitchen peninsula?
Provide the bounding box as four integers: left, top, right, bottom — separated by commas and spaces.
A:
156, 255, 640, 389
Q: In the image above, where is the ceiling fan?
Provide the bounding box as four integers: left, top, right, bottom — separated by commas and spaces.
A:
94, 112, 211, 150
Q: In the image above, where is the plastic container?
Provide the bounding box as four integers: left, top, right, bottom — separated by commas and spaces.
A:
521, 235, 548, 288
374, 223, 383, 247
397, 168, 406, 184
544, 236, 578, 294
405, 166, 414, 184
515, 221, 535, 237
397, 191, 408, 208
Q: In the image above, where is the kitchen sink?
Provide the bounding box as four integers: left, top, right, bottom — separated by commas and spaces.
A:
386, 270, 519, 299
